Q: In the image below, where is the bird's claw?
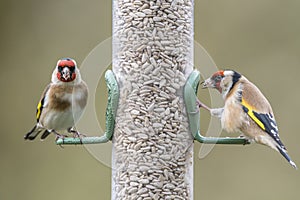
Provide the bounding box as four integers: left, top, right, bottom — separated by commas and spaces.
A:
54, 132, 68, 141
54, 132, 68, 148
68, 129, 86, 138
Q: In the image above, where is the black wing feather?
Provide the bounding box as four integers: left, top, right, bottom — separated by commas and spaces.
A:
252, 111, 286, 149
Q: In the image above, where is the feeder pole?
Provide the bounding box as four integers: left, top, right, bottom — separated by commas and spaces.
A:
112, 0, 195, 199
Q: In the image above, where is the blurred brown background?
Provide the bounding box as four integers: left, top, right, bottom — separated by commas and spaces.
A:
1, 0, 299, 199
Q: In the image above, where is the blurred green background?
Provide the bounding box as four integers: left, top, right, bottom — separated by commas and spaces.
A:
1, 0, 299, 199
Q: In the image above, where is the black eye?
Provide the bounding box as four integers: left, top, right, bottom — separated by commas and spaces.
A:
215, 75, 222, 81
58, 66, 63, 71
69, 67, 75, 72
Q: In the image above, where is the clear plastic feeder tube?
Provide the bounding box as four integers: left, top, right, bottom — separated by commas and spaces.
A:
112, 0, 194, 199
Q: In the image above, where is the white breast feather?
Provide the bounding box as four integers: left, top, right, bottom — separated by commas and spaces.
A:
41, 85, 87, 131
221, 85, 247, 133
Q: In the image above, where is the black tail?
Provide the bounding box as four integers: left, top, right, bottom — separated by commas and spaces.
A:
277, 146, 297, 169
24, 125, 43, 140
40, 130, 52, 140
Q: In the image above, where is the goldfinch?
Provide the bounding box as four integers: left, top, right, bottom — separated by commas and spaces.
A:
24, 58, 88, 141
198, 69, 297, 169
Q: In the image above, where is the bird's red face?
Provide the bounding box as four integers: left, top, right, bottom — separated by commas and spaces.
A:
56, 59, 77, 82
202, 70, 225, 93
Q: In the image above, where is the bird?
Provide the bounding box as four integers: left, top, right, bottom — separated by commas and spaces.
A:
24, 58, 88, 141
198, 69, 297, 169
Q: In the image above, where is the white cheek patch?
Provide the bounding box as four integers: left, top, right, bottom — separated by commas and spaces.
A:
221, 78, 234, 98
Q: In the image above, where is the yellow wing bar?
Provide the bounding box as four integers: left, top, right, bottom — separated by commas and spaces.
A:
36, 100, 43, 122
241, 99, 266, 131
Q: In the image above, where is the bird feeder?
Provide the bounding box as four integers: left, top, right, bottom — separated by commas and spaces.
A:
56, 1, 249, 199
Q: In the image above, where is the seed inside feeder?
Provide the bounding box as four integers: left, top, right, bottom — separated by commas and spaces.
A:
112, 0, 194, 199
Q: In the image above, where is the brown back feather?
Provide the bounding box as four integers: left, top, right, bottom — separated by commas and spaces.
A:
240, 77, 273, 114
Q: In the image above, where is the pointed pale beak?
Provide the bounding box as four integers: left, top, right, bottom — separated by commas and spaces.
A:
201, 78, 214, 89
62, 67, 70, 80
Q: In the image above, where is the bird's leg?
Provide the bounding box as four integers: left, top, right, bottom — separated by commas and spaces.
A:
68, 127, 86, 138
52, 131, 68, 148
197, 99, 224, 119
196, 99, 211, 112
53, 131, 68, 140
68, 127, 86, 144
